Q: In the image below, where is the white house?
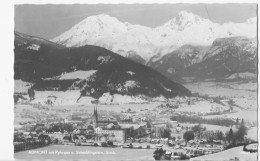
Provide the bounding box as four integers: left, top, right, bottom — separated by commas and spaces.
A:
94, 127, 125, 143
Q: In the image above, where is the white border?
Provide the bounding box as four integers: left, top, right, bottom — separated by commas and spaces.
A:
0, 0, 259, 160
13, 0, 260, 4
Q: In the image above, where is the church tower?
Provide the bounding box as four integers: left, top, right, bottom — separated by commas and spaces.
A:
93, 105, 98, 127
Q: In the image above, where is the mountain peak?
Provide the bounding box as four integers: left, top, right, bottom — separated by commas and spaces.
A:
79, 14, 122, 26
177, 10, 196, 18
51, 13, 127, 45
163, 10, 204, 30
52, 11, 257, 62
177, 10, 201, 20
88, 14, 116, 20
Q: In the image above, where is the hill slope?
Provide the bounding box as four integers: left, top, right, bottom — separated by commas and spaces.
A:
147, 45, 210, 82
147, 36, 257, 81
14, 32, 191, 99
181, 36, 257, 79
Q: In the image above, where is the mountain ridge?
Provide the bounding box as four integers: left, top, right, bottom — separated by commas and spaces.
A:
51, 10, 256, 63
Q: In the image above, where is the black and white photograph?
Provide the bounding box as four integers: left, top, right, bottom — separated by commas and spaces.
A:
10, 2, 258, 161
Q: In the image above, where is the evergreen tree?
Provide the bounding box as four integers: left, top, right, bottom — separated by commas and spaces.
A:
183, 131, 195, 142
241, 119, 245, 125
28, 87, 35, 100
161, 128, 171, 139
153, 148, 165, 160
227, 128, 233, 143
235, 124, 247, 142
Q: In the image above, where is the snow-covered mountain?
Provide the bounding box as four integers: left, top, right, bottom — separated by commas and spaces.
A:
148, 36, 257, 82
51, 11, 256, 63
181, 36, 257, 79
147, 44, 210, 82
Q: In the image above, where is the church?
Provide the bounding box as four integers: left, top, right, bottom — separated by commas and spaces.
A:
92, 105, 119, 128
92, 105, 125, 143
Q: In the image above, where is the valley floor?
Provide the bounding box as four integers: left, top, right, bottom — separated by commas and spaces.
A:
184, 80, 257, 123
14, 80, 258, 160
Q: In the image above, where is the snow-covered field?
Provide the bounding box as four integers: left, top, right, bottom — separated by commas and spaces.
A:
247, 127, 257, 141
43, 70, 97, 80
27, 90, 165, 106
184, 81, 257, 123
13, 102, 162, 126
184, 81, 257, 101
181, 123, 231, 133
59, 70, 96, 80
14, 104, 50, 125
15, 79, 167, 105
174, 100, 229, 114
51, 102, 162, 113
30, 90, 95, 106
14, 79, 257, 142
99, 92, 148, 104
14, 80, 32, 93
226, 72, 257, 80
191, 146, 257, 161
203, 110, 257, 123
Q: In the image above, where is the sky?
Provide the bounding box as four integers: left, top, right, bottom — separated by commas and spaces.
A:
14, 4, 257, 39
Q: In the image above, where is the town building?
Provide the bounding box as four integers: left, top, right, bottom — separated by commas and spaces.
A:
91, 106, 118, 128
91, 106, 125, 143
94, 127, 125, 143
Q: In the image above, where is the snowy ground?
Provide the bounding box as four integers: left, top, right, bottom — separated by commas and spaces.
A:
13, 102, 162, 127
26, 90, 164, 106
174, 100, 230, 114
14, 104, 47, 125
14, 79, 257, 142
31, 90, 95, 106
184, 81, 257, 110
191, 146, 257, 161
181, 123, 231, 133
43, 70, 97, 80
184, 81, 257, 123
202, 110, 257, 123
14, 80, 32, 93
247, 127, 257, 141
226, 72, 257, 80
59, 70, 97, 80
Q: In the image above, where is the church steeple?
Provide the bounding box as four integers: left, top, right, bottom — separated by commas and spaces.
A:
93, 105, 98, 127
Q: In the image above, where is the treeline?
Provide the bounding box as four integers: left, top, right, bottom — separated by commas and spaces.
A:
170, 114, 237, 127
33, 79, 79, 91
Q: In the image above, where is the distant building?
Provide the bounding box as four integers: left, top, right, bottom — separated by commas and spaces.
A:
119, 122, 147, 138
90, 106, 125, 142
73, 127, 93, 135
152, 122, 167, 128
71, 114, 83, 121
64, 118, 69, 123
97, 120, 118, 128
169, 121, 178, 128
176, 124, 181, 132
94, 127, 125, 143
132, 116, 147, 122
91, 105, 119, 128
